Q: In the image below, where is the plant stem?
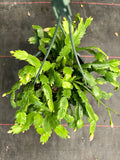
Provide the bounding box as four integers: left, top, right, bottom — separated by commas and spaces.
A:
34, 16, 61, 85
100, 100, 117, 114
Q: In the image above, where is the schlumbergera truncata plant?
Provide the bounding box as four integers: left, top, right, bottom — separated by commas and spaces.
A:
3, 14, 120, 144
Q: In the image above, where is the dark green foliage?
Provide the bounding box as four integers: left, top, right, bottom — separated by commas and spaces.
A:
3, 14, 120, 144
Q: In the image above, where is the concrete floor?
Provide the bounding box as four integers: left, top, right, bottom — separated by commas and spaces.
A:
0, 0, 120, 159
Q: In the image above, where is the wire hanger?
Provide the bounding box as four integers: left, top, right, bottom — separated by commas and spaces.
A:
34, 0, 86, 85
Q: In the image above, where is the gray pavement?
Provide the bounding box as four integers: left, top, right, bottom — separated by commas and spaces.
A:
0, 0, 120, 159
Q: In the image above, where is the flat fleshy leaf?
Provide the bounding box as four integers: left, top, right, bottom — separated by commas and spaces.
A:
10, 50, 28, 60
43, 116, 51, 132
63, 89, 71, 99
39, 74, 49, 84
47, 27, 55, 37
32, 25, 42, 30
92, 86, 102, 100
77, 46, 108, 58
105, 71, 119, 82
11, 50, 41, 68
92, 61, 110, 70
89, 120, 96, 135
74, 83, 88, 103
18, 65, 36, 84
63, 67, 73, 80
75, 101, 83, 120
42, 61, 51, 72
57, 97, 68, 120
85, 17, 93, 28
82, 63, 92, 69
84, 71, 97, 87
104, 71, 119, 90
54, 71, 62, 87
64, 114, 74, 123
34, 113, 43, 128
30, 94, 43, 107
40, 131, 52, 144
27, 54, 40, 68
25, 112, 36, 127
28, 36, 38, 44
76, 119, 84, 130
63, 67, 73, 75
109, 66, 120, 72
15, 112, 26, 125
9, 124, 22, 134
10, 92, 16, 108
43, 84, 54, 112
38, 43, 46, 54
37, 28, 44, 38
111, 81, 119, 91
36, 128, 44, 135
47, 115, 58, 129
94, 52, 106, 62
48, 69, 55, 85
62, 81, 73, 89
94, 69, 107, 76
96, 77, 107, 85
85, 46, 108, 58
4, 81, 21, 98
108, 59, 120, 67
48, 99, 54, 112
32, 25, 44, 38
85, 102, 96, 121
63, 18, 70, 34
102, 91, 113, 100
74, 17, 86, 46
60, 45, 71, 56
41, 38, 50, 44
54, 125, 69, 139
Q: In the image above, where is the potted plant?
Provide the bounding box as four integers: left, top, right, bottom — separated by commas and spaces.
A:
2, 13, 120, 144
